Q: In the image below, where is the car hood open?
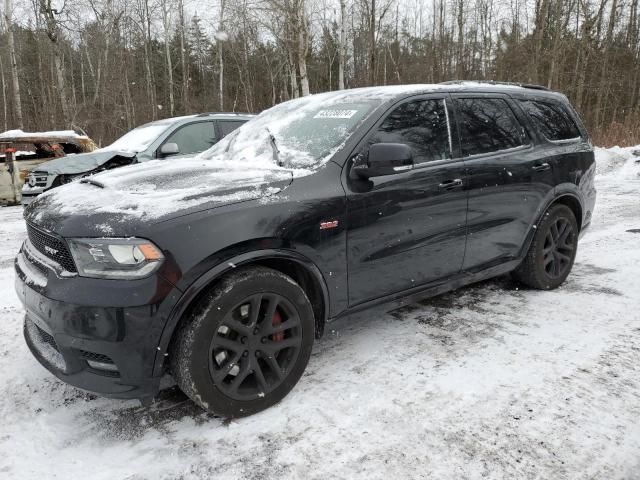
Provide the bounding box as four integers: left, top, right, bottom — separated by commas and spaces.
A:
30, 149, 137, 175
25, 157, 294, 235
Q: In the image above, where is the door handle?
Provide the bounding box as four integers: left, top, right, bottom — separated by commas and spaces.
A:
438, 178, 463, 190
532, 162, 551, 172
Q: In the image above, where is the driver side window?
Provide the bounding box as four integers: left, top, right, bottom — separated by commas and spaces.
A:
163, 121, 217, 156
368, 99, 451, 164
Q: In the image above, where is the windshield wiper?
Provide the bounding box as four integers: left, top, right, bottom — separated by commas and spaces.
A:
265, 127, 284, 167
80, 178, 105, 189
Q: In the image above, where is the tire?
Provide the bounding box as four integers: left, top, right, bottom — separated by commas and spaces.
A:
513, 204, 579, 290
169, 266, 315, 417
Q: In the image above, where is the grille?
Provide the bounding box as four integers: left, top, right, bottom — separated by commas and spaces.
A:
28, 172, 49, 187
77, 350, 120, 377
33, 321, 59, 352
77, 350, 114, 365
26, 223, 77, 272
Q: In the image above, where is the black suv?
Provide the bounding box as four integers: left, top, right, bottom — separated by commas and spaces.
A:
16, 82, 596, 417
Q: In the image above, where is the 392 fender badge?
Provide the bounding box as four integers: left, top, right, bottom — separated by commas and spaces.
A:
320, 220, 339, 230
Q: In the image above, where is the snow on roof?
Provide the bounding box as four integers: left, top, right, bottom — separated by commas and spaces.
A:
0, 129, 88, 140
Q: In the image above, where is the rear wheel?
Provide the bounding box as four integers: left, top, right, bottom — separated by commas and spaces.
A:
170, 266, 315, 417
513, 204, 579, 290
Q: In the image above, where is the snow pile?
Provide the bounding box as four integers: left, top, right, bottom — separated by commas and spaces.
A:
594, 145, 640, 176
0, 129, 87, 139
36, 157, 291, 220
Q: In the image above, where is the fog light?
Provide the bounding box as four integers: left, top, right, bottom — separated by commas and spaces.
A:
86, 359, 119, 372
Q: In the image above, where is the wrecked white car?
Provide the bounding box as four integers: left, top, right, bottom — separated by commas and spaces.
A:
20, 113, 252, 205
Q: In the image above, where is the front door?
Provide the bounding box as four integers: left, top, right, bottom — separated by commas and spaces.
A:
344, 95, 468, 306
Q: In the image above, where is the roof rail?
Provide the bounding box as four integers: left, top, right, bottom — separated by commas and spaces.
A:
195, 112, 252, 117
440, 80, 550, 91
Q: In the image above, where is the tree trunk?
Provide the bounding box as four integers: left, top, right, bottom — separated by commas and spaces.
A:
41, 0, 71, 126
594, 0, 617, 127
369, 0, 376, 85
218, 0, 226, 110
3, 0, 24, 129
338, 0, 347, 89
143, 0, 157, 119
54, 49, 71, 126
297, 9, 310, 96
178, 0, 189, 113
161, 0, 175, 116
0, 55, 7, 131
456, 0, 464, 78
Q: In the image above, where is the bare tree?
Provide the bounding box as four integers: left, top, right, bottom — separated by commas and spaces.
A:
338, 0, 347, 89
217, 0, 226, 110
178, 0, 189, 112
3, 0, 24, 128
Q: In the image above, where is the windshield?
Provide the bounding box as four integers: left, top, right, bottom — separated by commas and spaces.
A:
103, 123, 171, 153
199, 93, 376, 170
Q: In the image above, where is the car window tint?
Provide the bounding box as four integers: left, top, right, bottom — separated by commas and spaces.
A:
456, 98, 526, 156
164, 122, 217, 155
218, 121, 244, 137
369, 99, 451, 164
519, 99, 581, 141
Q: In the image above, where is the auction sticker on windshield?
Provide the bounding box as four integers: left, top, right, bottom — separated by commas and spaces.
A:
314, 110, 358, 119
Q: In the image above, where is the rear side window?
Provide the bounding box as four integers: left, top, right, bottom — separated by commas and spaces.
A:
218, 121, 244, 137
456, 98, 526, 156
369, 98, 451, 164
519, 99, 581, 141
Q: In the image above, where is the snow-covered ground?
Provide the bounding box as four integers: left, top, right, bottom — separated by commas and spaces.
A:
1, 147, 639, 479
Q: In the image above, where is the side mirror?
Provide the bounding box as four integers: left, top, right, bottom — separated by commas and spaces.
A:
353, 143, 413, 179
158, 142, 179, 158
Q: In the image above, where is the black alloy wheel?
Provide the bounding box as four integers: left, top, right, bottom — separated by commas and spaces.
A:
170, 266, 315, 417
542, 217, 576, 279
513, 203, 579, 290
209, 293, 303, 401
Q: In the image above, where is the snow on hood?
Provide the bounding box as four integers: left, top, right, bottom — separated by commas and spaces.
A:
31, 150, 136, 175
30, 156, 293, 222
98, 122, 174, 154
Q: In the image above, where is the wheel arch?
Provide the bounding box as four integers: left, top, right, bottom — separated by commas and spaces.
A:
152, 249, 330, 377
551, 193, 583, 231
518, 191, 584, 260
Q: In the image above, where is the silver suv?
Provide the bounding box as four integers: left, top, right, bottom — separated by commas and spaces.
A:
22, 113, 253, 205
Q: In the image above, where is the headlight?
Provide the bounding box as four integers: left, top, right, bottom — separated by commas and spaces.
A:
68, 238, 164, 279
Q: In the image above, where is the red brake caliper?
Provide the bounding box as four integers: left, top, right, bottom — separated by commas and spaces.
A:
271, 309, 284, 342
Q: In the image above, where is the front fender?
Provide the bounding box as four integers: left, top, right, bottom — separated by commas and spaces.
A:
151, 248, 330, 377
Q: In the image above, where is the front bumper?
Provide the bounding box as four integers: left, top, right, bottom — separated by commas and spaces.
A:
15, 244, 181, 400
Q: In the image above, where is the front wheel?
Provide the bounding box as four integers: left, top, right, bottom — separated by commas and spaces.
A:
513, 204, 579, 290
170, 266, 315, 417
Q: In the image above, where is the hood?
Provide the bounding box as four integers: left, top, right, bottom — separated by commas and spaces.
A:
31, 150, 136, 175
25, 157, 293, 234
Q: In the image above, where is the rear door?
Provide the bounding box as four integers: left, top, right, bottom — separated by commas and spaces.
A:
345, 94, 468, 305
454, 95, 555, 271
